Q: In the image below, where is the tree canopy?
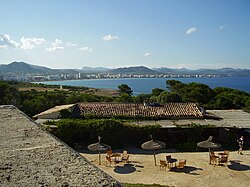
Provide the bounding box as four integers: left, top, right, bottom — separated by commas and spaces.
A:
118, 84, 133, 95
0, 81, 18, 105
0, 80, 250, 118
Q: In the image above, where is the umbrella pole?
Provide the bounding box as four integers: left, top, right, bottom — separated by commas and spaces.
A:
208, 148, 210, 164
153, 150, 157, 166
98, 151, 101, 165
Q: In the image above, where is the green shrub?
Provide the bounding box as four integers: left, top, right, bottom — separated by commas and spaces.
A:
176, 142, 198, 152
175, 123, 215, 128
54, 118, 161, 148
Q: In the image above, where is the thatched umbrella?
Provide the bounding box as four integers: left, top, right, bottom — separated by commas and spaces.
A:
141, 135, 166, 166
197, 136, 221, 151
87, 136, 111, 165
197, 136, 221, 163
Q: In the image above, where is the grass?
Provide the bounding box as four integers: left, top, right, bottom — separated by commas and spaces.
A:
123, 183, 168, 187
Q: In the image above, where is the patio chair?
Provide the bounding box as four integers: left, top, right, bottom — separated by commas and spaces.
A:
210, 151, 219, 164
176, 159, 186, 171
218, 155, 228, 165
107, 149, 112, 156
210, 151, 218, 157
166, 155, 177, 168
210, 155, 218, 165
123, 150, 128, 155
121, 150, 129, 162
160, 160, 168, 170
179, 159, 186, 166
106, 155, 115, 166
224, 150, 230, 157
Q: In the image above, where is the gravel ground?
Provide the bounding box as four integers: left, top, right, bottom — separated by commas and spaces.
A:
80, 147, 250, 187
0, 105, 122, 187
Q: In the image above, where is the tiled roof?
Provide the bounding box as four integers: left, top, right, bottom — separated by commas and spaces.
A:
77, 102, 203, 119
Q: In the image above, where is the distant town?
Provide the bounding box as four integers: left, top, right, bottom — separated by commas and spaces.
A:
0, 61, 249, 82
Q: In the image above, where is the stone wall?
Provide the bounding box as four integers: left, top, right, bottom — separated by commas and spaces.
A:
0, 105, 122, 187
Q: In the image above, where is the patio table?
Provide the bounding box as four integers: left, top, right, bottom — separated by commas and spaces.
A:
218, 153, 227, 156
111, 153, 122, 163
167, 158, 177, 168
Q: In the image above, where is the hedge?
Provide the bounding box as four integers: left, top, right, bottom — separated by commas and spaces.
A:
50, 118, 161, 148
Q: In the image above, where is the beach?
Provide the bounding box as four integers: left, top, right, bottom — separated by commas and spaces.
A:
80, 148, 250, 187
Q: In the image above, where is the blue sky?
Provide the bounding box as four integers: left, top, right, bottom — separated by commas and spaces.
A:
1, 0, 250, 69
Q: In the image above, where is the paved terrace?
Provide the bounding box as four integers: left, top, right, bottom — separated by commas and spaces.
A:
80, 147, 250, 187
0, 105, 121, 187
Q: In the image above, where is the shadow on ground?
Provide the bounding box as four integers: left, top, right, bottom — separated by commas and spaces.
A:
77, 147, 177, 155
169, 166, 203, 175
228, 160, 250, 171
114, 164, 136, 174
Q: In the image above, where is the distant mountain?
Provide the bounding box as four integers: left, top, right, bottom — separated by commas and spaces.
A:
0, 62, 249, 77
154, 67, 250, 76
192, 68, 250, 76
0, 61, 78, 74
153, 67, 193, 74
110, 66, 158, 74
0, 61, 52, 73
81, 66, 111, 73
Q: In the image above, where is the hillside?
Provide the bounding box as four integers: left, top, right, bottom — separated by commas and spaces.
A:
81, 66, 110, 73
0, 61, 78, 74
154, 67, 250, 76
110, 66, 158, 74
0, 62, 52, 73
0, 61, 249, 77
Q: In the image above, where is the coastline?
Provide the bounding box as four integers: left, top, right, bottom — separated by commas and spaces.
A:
34, 77, 250, 94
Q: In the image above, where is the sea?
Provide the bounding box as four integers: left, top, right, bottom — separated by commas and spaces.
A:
37, 77, 250, 95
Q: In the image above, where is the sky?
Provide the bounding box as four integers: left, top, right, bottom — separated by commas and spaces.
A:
1, 0, 250, 69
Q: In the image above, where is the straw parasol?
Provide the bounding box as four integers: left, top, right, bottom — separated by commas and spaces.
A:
87, 136, 111, 165
141, 135, 166, 166
197, 136, 221, 151
197, 136, 221, 163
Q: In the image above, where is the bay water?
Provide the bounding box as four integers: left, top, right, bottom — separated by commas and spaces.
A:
37, 77, 250, 95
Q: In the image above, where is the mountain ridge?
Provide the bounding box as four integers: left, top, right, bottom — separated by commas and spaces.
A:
0, 61, 250, 76
0, 61, 78, 74
109, 66, 158, 74
81, 66, 111, 73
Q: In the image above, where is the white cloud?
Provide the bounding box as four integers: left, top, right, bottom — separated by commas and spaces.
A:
79, 46, 93, 52
219, 24, 226, 31
46, 39, 78, 52
20, 37, 46, 49
102, 34, 119, 41
144, 52, 151, 57
0, 34, 19, 49
66, 42, 77, 47
46, 39, 65, 52
186, 27, 197, 35
0, 35, 78, 52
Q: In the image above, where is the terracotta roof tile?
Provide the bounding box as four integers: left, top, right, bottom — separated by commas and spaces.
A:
77, 103, 203, 119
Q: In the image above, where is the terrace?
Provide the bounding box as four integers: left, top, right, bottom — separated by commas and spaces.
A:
80, 147, 250, 187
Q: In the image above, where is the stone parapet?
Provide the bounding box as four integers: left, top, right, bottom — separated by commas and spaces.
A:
0, 105, 122, 187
